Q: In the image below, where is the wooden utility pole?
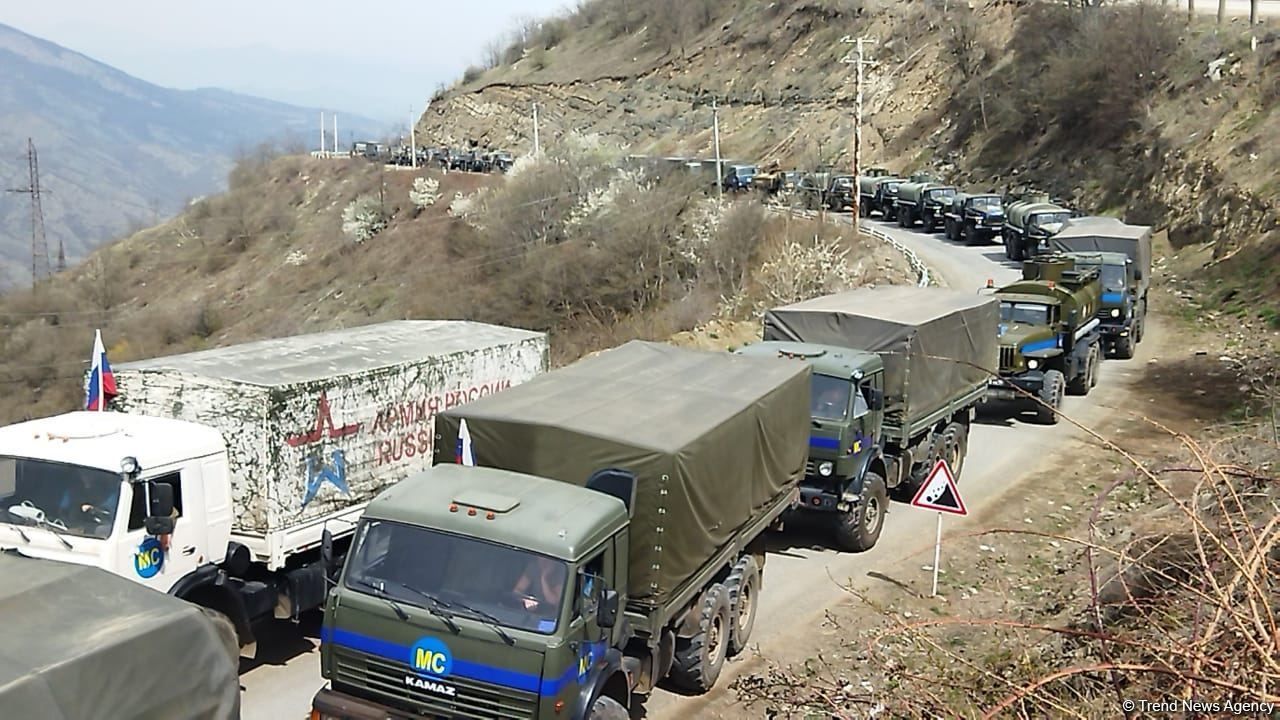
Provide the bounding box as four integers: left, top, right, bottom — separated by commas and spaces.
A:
1218, 0, 1227, 25
842, 35, 877, 226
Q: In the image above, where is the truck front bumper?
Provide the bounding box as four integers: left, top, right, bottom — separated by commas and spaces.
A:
1097, 319, 1130, 337
986, 373, 1044, 402
311, 687, 413, 720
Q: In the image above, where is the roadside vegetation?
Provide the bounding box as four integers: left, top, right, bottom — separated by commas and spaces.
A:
0, 136, 909, 424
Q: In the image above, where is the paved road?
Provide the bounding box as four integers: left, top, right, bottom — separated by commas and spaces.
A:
238, 216, 1159, 719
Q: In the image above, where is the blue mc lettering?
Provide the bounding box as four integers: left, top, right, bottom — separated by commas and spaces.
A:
134, 537, 164, 579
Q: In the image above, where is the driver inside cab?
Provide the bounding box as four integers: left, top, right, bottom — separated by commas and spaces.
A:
512, 555, 564, 612
58, 472, 119, 531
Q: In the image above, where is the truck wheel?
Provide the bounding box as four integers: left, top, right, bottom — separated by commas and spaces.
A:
725, 556, 760, 656
1036, 370, 1065, 425
1089, 344, 1101, 388
1113, 333, 1135, 360
942, 423, 968, 480
963, 224, 978, 246
834, 472, 887, 553
588, 695, 628, 720
1002, 234, 1012, 259
668, 584, 731, 693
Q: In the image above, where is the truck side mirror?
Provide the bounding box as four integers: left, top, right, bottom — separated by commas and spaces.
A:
144, 482, 176, 536
321, 528, 336, 581
868, 388, 885, 411
597, 589, 620, 629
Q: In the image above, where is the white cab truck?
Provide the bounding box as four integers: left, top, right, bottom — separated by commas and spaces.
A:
0, 320, 546, 653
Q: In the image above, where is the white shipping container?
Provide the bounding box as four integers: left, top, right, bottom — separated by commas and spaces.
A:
113, 320, 547, 568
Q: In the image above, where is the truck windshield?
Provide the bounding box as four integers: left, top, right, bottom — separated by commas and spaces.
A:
345, 519, 569, 635
926, 188, 956, 200
1099, 264, 1127, 292
0, 457, 121, 539
1030, 212, 1070, 231
811, 375, 853, 421
970, 196, 1001, 210
1000, 302, 1051, 326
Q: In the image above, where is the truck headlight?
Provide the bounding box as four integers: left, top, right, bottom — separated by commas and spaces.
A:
1027, 359, 1040, 370
1110, 308, 1121, 318
818, 461, 834, 477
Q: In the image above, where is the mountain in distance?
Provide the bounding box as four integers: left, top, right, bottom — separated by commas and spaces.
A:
0, 22, 388, 289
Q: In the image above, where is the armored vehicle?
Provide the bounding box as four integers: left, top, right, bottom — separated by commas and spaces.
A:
943, 192, 1005, 245
987, 256, 1104, 424
737, 287, 998, 551
1003, 198, 1071, 261
312, 342, 808, 719
1047, 216, 1157, 359
896, 182, 958, 231
752, 169, 802, 194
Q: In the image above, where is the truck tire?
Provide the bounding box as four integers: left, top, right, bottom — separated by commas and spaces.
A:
668, 584, 731, 693
963, 224, 978, 246
1036, 370, 1065, 425
924, 212, 937, 233
588, 695, 629, 720
725, 556, 760, 656
1113, 332, 1135, 360
942, 423, 968, 480
1002, 233, 1013, 259
1067, 345, 1096, 397
834, 472, 887, 552
944, 218, 955, 240
1089, 344, 1101, 388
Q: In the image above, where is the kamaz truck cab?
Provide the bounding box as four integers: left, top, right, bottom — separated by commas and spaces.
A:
985, 257, 1103, 424
313, 465, 632, 720
735, 343, 887, 552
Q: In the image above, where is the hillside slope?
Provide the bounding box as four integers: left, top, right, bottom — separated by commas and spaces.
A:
420, 0, 1280, 328
0, 23, 384, 288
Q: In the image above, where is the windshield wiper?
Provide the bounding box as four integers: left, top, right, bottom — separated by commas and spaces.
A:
443, 595, 516, 647
396, 582, 461, 635
35, 519, 73, 550
353, 579, 409, 621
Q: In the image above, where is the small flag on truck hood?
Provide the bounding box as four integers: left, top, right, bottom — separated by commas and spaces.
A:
85, 329, 117, 411
456, 419, 475, 466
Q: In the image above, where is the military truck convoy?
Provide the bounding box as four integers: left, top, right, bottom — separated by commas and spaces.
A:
311, 341, 809, 719
895, 181, 958, 232
738, 287, 998, 550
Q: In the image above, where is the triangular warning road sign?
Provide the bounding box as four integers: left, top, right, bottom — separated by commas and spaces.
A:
909, 460, 968, 516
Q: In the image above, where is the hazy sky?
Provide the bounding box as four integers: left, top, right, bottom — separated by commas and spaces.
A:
3, 0, 572, 123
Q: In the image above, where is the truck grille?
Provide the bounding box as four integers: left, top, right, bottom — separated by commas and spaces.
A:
805, 459, 815, 476
333, 645, 537, 720
999, 345, 1017, 370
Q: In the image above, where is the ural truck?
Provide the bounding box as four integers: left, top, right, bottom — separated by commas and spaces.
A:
1003, 198, 1071, 261
858, 175, 904, 218
825, 174, 857, 211
0, 320, 546, 655
310, 341, 808, 720
943, 192, 1005, 245
736, 287, 998, 551
0, 553, 241, 719
986, 258, 1104, 424
896, 182, 958, 232
1047, 216, 1157, 359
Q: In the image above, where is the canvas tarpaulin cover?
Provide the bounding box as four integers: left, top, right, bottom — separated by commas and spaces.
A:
434, 341, 809, 609
1048, 216, 1154, 282
0, 553, 239, 720
763, 286, 998, 429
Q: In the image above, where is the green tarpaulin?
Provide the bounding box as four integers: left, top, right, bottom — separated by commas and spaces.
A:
434, 341, 809, 610
0, 553, 240, 720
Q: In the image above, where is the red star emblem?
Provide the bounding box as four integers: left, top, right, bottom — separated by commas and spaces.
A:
287, 392, 361, 447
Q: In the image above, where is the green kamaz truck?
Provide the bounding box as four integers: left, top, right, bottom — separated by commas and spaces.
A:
310, 341, 808, 720
986, 256, 1104, 424
1002, 197, 1072, 261
1046, 216, 1157, 360
735, 287, 998, 552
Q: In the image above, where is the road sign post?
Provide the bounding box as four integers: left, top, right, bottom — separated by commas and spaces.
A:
909, 459, 968, 598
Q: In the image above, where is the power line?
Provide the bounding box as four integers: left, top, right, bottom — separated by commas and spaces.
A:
6, 139, 57, 286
